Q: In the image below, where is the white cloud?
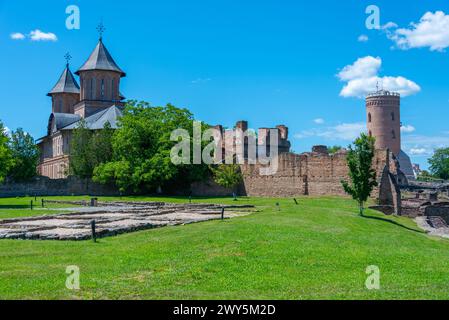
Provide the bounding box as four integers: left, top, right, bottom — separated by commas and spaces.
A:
314, 118, 325, 125
358, 34, 369, 42
409, 148, 428, 155
337, 56, 380, 81
401, 125, 416, 133
295, 122, 366, 141
403, 134, 449, 157
381, 22, 398, 30
29, 29, 57, 42
386, 11, 449, 51
337, 56, 421, 98
10, 32, 25, 40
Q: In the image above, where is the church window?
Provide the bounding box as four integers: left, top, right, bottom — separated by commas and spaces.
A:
111, 79, 115, 100
90, 78, 94, 99
101, 79, 105, 99
368, 113, 372, 123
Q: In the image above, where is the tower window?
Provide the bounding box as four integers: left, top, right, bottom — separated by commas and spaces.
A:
368, 113, 372, 123
369, 130, 372, 137
111, 79, 115, 100
392, 130, 396, 139
391, 112, 395, 121
101, 79, 105, 99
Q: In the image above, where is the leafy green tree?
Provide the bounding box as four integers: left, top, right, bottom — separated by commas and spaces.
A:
341, 133, 378, 216
8, 128, 40, 181
69, 121, 114, 179
93, 101, 209, 193
328, 145, 342, 154
429, 148, 449, 180
69, 120, 94, 179
0, 121, 13, 183
213, 163, 243, 199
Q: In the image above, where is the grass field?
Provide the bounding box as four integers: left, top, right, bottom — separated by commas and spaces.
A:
0, 196, 449, 300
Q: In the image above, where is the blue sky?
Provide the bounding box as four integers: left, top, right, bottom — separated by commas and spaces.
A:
1, 0, 448, 169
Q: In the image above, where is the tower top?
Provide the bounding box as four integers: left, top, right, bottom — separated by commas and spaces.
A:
64, 52, 72, 66
47, 63, 80, 96
75, 38, 126, 77
366, 89, 400, 98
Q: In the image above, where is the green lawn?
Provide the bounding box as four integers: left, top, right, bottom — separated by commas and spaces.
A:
0, 196, 449, 300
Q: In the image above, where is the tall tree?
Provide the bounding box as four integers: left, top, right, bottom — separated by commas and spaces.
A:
93, 101, 209, 193
341, 133, 378, 216
8, 128, 40, 181
429, 148, 449, 180
0, 121, 13, 183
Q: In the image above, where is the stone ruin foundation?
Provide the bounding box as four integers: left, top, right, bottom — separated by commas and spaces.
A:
0, 201, 254, 241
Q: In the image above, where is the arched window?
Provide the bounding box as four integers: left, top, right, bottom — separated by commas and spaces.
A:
391, 112, 395, 121
392, 130, 396, 139
101, 79, 105, 99
368, 113, 372, 123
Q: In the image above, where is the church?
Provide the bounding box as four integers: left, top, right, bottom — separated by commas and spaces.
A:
37, 31, 126, 179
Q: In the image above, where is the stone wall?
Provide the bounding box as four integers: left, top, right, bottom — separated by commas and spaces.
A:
235, 149, 394, 198
0, 176, 120, 197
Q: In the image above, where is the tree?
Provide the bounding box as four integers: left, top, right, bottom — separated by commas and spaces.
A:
341, 133, 378, 216
0, 121, 13, 183
69, 121, 114, 179
213, 163, 243, 200
328, 145, 342, 154
8, 128, 40, 181
93, 101, 209, 193
429, 148, 449, 180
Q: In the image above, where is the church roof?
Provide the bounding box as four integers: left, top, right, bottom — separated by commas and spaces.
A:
75, 39, 126, 77
48, 113, 81, 135
47, 65, 80, 96
62, 106, 123, 130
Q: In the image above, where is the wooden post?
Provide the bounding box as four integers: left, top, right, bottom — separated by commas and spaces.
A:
293, 198, 298, 205
41, 199, 44, 208
276, 202, 280, 211
91, 220, 97, 243
221, 207, 225, 220
30, 200, 33, 210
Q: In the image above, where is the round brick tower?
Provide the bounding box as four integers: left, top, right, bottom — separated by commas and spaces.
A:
366, 90, 401, 156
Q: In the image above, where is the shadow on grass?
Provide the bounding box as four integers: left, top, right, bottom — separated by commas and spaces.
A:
0, 205, 31, 209
362, 214, 425, 234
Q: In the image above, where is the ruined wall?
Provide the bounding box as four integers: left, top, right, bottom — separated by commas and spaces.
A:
237, 149, 392, 197
0, 176, 120, 197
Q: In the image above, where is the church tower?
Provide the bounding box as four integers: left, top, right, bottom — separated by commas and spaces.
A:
366, 89, 401, 156
47, 56, 80, 114
74, 25, 126, 118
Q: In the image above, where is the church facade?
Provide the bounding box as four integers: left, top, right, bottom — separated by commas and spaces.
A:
37, 35, 126, 179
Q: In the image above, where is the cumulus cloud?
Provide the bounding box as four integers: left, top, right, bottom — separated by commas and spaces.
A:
295, 122, 366, 141
403, 134, 449, 157
10, 32, 25, 40
401, 125, 416, 133
358, 34, 369, 42
385, 11, 449, 51
314, 118, 325, 125
29, 29, 57, 42
337, 56, 421, 98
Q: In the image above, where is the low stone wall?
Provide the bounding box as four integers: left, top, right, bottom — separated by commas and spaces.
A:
0, 176, 120, 197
